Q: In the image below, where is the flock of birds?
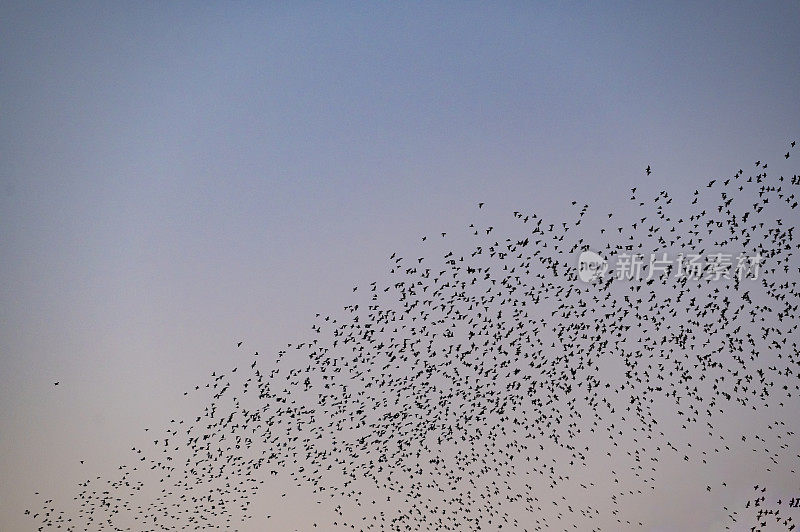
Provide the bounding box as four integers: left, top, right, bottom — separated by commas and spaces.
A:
28, 142, 800, 530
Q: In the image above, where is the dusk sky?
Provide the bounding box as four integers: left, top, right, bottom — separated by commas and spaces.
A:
2, 3, 800, 531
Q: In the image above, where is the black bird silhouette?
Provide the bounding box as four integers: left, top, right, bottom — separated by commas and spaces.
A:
26, 141, 800, 532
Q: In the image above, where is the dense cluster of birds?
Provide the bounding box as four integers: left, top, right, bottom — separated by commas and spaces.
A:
28, 143, 800, 530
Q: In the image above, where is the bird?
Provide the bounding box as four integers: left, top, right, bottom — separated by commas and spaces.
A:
646, 165, 651, 175
26, 140, 800, 532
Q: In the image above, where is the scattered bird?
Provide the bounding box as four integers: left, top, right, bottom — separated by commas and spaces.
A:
27, 143, 800, 532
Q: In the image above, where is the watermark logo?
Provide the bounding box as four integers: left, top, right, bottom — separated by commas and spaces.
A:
576, 251, 761, 283
577, 250, 609, 283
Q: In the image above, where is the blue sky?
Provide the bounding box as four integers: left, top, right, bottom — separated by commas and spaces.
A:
1, 2, 799, 530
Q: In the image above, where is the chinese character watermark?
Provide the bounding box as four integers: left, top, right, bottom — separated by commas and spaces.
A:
577, 251, 761, 283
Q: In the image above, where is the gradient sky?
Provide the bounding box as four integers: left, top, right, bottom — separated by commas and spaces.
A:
2, 2, 799, 531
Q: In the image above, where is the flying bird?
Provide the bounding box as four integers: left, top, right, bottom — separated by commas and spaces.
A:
26, 141, 800, 532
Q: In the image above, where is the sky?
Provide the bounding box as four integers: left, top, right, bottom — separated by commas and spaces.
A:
1, 2, 799, 531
